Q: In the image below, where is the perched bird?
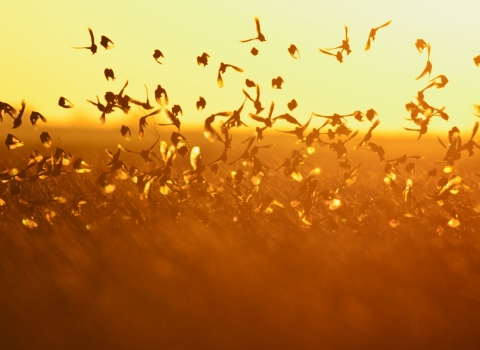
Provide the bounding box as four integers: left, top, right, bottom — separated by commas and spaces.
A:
196, 96, 206, 110
58, 97, 74, 108
197, 52, 210, 66
271, 76, 284, 89
72, 27, 97, 54
217, 62, 243, 88
100, 35, 114, 49
153, 49, 164, 64
288, 44, 300, 59
365, 20, 392, 51
240, 16, 266, 42
104, 68, 115, 81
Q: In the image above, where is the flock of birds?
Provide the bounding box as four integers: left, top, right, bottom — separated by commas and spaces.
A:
1, 16, 480, 231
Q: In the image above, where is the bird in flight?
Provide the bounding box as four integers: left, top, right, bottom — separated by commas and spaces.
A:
196, 96, 206, 110
5, 134, 24, 150
30, 111, 47, 129
415, 43, 432, 80
325, 26, 351, 55
104, 68, 115, 81
271, 76, 284, 89
240, 16, 266, 43
319, 49, 343, 63
100, 35, 114, 49
197, 52, 210, 66
138, 109, 161, 139
58, 97, 74, 108
72, 28, 97, 54
217, 62, 243, 88
474, 55, 480, 66
12, 100, 26, 129
365, 20, 391, 51
153, 49, 164, 64
251, 47, 259, 56
288, 44, 300, 59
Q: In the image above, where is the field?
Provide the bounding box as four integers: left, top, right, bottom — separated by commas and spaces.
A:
1, 129, 480, 349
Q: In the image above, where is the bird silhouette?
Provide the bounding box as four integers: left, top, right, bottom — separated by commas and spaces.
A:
217, 62, 243, 88
287, 99, 298, 111
245, 79, 256, 88
158, 107, 181, 130
120, 125, 132, 141
276, 114, 313, 141
325, 26, 351, 55
39, 132, 52, 148
196, 96, 206, 110
354, 119, 380, 149
197, 52, 210, 66
415, 39, 428, 53
319, 49, 343, 63
72, 28, 97, 54
30, 111, 47, 129
474, 55, 480, 66
365, 20, 391, 51
154, 85, 169, 105
251, 47, 259, 56
172, 104, 183, 117
139, 109, 161, 139
153, 49, 164, 64
100, 35, 114, 49
104, 68, 115, 81
122, 136, 161, 163
415, 43, 432, 80
58, 97, 74, 108
12, 100, 26, 129
128, 85, 154, 110
5, 134, 24, 150
271, 76, 284, 89
243, 84, 264, 114
240, 16, 266, 42
0, 101, 16, 122
288, 44, 300, 59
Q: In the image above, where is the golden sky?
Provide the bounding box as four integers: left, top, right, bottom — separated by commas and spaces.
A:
1, 0, 480, 134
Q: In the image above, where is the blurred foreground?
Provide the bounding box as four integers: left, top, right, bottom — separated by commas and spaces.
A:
1, 131, 480, 349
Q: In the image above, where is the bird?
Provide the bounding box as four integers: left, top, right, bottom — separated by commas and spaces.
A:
120, 125, 132, 141
319, 49, 343, 63
325, 26, 351, 55
196, 97, 206, 110
474, 55, 480, 67
30, 111, 47, 128
415, 39, 428, 53
243, 84, 264, 114
245, 79, 256, 88
287, 99, 298, 111
72, 28, 97, 54
40, 132, 52, 148
153, 49, 164, 64
121, 136, 161, 163
365, 20, 391, 51
251, 47, 259, 56
0, 101, 16, 122
217, 62, 243, 88
249, 101, 275, 128
138, 109, 161, 139
423, 75, 448, 90
271, 76, 284, 89
197, 52, 210, 66
104, 68, 115, 81
158, 107, 181, 130
415, 43, 432, 80
240, 16, 266, 42
354, 119, 381, 149
128, 85, 154, 110
58, 97, 74, 108
288, 44, 300, 59
100, 35, 114, 49
276, 114, 313, 141
154, 85, 169, 105
12, 100, 26, 129
172, 104, 183, 117
5, 134, 24, 150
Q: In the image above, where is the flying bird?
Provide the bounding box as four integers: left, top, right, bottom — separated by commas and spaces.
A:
271, 76, 284, 89
12, 100, 26, 129
365, 20, 392, 51
58, 97, 74, 108
325, 26, 351, 55
240, 16, 266, 43
30, 111, 47, 128
153, 49, 164, 64
72, 28, 97, 54
415, 39, 428, 53
100, 35, 114, 49
415, 43, 432, 80
217, 62, 243, 88
474, 55, 480, 67
196, 97, 206, 110
287, 99, 298, 111
251, 47, 259, 56
154, 85, 169, 105
319, 49, 343, 63
288, 44, 300, 59
139, 109, 161, 139
120, 125, 132, 141
197, 52, 210, 66
40, 132, 52, 148
104, 68, 115, 81
5, 134, 24, 150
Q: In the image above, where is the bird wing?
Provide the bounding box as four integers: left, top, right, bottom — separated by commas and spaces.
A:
415, 60, 432, 80
88, 27, 95, 45
376, 20, 392, 30
319, 48, 336, 56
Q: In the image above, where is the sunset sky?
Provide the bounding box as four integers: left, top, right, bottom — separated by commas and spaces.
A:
1, 0, 480, 134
